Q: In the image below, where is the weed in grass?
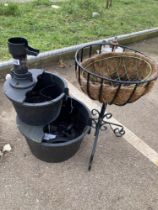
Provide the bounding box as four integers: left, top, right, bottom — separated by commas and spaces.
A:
0, 3, 20, 16
60, 0, 103, 18
32, 0, 51, 6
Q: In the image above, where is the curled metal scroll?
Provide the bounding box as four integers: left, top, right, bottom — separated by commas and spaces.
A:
91, 108, 125, 137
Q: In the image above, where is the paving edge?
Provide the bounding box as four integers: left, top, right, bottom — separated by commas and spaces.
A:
0, 28, 158, 75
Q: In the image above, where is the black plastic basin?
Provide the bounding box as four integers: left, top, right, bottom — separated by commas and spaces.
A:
17, 97, 91, 162
11, 72, 68, 125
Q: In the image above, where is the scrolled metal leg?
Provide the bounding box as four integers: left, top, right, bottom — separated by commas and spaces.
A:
88, 103, 106, 171
89, 103, 125, 171
88, 127, 100, 171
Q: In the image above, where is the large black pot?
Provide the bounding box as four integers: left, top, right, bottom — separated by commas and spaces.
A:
4, 71, 68, 125
17, 97, 91, 162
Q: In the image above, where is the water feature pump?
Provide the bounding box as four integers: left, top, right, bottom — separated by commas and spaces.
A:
8, 37, 39, 89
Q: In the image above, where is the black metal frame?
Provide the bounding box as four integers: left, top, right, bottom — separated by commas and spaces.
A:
89, 102, 125, 170
75, 41, 157, 105
75, 40, 158, 170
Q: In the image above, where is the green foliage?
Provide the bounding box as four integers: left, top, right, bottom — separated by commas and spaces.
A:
32, 0, 51, 6
0, 0, 158, 60
60, 0, 102, 17
0, 3, 20, 16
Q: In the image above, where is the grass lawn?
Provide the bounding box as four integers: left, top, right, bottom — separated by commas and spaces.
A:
0, 0, 158, 60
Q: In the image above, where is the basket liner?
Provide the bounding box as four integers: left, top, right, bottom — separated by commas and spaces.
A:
79, 78, 155, 105
78, 52, 158, 105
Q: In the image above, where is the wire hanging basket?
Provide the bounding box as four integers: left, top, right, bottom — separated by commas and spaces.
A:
75, 42, 158, 106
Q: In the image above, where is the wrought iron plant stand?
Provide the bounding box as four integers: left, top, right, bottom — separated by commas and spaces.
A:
75, 41, 158, 171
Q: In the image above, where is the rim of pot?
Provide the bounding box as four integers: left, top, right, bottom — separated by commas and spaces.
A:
18, 96, 91, 146
11, 92, 66, 106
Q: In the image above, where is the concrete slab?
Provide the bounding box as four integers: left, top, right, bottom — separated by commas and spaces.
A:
1, 82, 158, 210
1, 37, 158, 210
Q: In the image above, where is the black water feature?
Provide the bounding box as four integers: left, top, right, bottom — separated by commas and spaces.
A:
17, 97, 91, 162
3, 37, 91, 165
3, 37, 68, 125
